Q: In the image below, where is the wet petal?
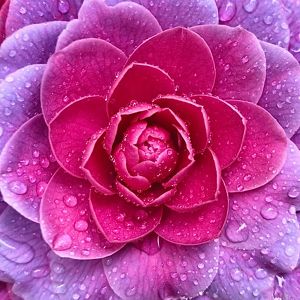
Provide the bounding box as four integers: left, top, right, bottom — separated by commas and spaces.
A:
57, 0, 161, 55
0, 0, 9, 44
193, 95, 246, 169
41, 38, 127, 123
0, 21, 66, 79
0, 64, 44, 152
282, 267, 300, 300
126, 27, 216, 95
216, 0, 290, 48
105, 0, 219, 29
258, 41, 300, 138
166, 149, 220, 212
108, 63, 175, 116
49, 96, 108, 178
156, 181, 228, 245
292, 128, 300, 149
90, 190, 163, 243
0, 115, 58, 222
103, 235, 219, 300
40, 168, 124, 259
223, 100, 288, 192
192, 25, 266, 104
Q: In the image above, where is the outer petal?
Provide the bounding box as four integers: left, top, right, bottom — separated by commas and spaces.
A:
103, 235, 219, 300
223, 100, 288, 192
0, 0, 9, 44
192, 25, 266, 104
56, 0, 162, 55
49, 96, 108, 178
126, 27, 216, 95
166, 149, 220, 212
155, 181, 228, 245
292, 128, 300, 149
0, 64, 44, 152
40, 168, 124, 259
258, 41, 300, 138
0, 21, 66, 79
282, 267, 300, 300
41, 38, 127, 124
105, 0, 219, 29
193, 95, 246, 169
5, 0, 82, 34
108, 63, 175, 116
216, 0, 290, 48
206, 247, 275, 300
90, 190, 163, 243
0, 115, 58, 222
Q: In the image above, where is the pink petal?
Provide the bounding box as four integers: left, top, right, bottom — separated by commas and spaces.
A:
292, 128, 300, 150
154, 95, 208, 154
193, 95, 246, 169
108, 63, 175, 116
90, 190, 163, 243
0, 21, 66, 79
49, 96, 108, 178
223, 100, 288, 192
40, 168, 124, 259
0, 115, 58, 222
0, 0, 9, 44
105, 0, 219, 29
126, 27, 216, 95
5, 0, 83, 35
166, 149, 220, 212
56, 0, 161, 55
82, 129, 116, 195
258, 41, 300, 138
103, 234, 219, 299
216, 0, 290, 48
192, 25, 266, 104
155, 181, 228, 245
41, 38, 127, 124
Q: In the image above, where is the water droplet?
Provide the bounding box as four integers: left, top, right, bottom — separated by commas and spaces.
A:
288, 187, 299, 199
263, 15, 273, 25
285, 245, 295, 257
126, 287, 136, 296
36, 181, 47, 197
230, 268, 243, 281
31, 266, 50, 278
219, 0, 236, 22
225, 221, 249, 243
243, 0, 257, 13
74, 220, 89, 232
22, 33, 30, 42
179, 273, 187, 281
63, 194, 78, 207
8, 180, 28, 195
260, 203, 278, 220
19, 6, 27, 14
58, 0, 70, 14
242, 55, 249, 64
255, 268, 267, 279
53, 233, 72, 251
9, 50, 17, 58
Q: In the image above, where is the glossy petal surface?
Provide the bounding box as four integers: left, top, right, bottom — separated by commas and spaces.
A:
40, 168, 124, 259
223, 100, 287, 192
57, 0, 161, 55
192, 25, 266, 103
49, 96, 108, 177
41, 38, 126, 123
0, 21, 66, 79
156, 181, 228, 245
127, 27, 216, 95
0, 115, 58, 222
103, 235, 219, 299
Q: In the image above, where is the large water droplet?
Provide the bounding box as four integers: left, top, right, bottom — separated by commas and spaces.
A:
8, 180, 28, 195
74, 220, 89, 232
288, 187, 299, 199
230, 268, 243, 281
225, 221, 249, 243
31, 265, 50, 278
285, 245, 296, 257
263, 15, 273, 25
63, 194, 78, 207
243, 0, 257, 13
53, 233, 72, 251
219, 0, 236, 22
260, 203, 278, 220
57, 0, 70, 14
255, 268, 267, 279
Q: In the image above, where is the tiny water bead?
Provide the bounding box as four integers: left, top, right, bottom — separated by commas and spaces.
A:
63, 194, 78, 207
57, 0, 70, 14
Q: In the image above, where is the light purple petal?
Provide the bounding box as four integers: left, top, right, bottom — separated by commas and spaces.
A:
282, 267, 300, 300
0, 21, 66, 79
0, 115, 58, 222
103, 234, 219, 299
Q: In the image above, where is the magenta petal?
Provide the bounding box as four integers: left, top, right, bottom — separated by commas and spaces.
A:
108, 63, 175, 116
0, 21, 66, 79
49, 96, 108, 178
0, 0, 9, 44
223, 100, 288, 192
103, 235, 219, 299
5, 0, 82, 35
126, 27, 216, 95
258, 41, 300, 138
0, 64, 44, 152
217, 0, 290, 48
156, 181, 228, 245
154, 95, 208, 154
206, 247, 275, 300
292, 128, 300, 150
40, 168, 124, 259
166, 149, 220, 212
56, 0, 161, 55
192, 25, 266, 104
90, 190, 162, 243
105, 0, 218, 29
193, 95, 246, 169
41, 38, 127, 123
0, 115, 58, 222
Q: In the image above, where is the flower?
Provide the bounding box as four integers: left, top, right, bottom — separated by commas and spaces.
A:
0, 0, 299, 299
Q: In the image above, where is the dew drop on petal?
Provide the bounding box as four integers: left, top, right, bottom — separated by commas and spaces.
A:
52, 233, 72, 251
74, 220, 89, 232
230, 268, 243, 282
288, 187, 299, 199
8, 180, 28, 195
63, 194, 78, 207
219, 0, 236, 22
57, 0, 70, 14
225, 221, 249, 243
260, 203, 278, 220
243, 0, 257, 13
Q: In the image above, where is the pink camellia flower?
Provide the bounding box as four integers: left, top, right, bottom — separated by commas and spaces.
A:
0, 0, 300, 299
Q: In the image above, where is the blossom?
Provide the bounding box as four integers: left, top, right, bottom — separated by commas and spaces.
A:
0, 0, 300, 299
